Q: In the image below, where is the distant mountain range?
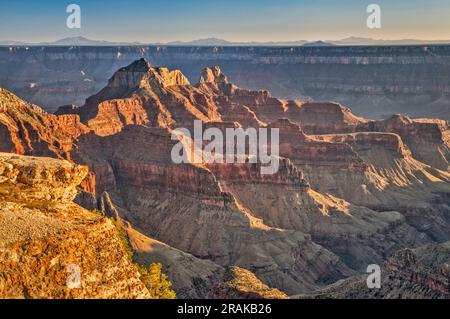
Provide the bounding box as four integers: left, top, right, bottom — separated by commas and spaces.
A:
164, 37, 309, 46
336, 36, 450, 46
1, 36, 450, 47
0, 36, 143, 46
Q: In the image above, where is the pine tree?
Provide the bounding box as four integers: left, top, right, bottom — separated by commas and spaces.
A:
140, 263, 176, 299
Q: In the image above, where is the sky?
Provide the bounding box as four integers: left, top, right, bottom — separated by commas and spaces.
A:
0, 0, 449, 43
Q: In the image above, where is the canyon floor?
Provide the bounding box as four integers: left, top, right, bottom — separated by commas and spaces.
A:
0, 59, 449, 299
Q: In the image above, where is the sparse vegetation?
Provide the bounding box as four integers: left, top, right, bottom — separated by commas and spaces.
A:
91, 209, 102, 216
111, 218, 176, 299
138, 263, 176, 299
112, 218, 134, 260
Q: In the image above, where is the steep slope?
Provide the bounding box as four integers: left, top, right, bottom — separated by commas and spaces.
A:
0, 153, 150, 299
127, 224, 224, 299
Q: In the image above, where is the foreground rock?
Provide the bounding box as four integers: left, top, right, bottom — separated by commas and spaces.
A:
0, 153, 150, 299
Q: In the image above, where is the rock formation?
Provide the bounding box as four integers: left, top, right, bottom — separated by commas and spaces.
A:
0, 88, 88, 159
212, 267, 288, 299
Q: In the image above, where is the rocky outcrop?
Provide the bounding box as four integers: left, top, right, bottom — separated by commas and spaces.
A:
290, 102, 368, 134
0, 88, 88, 159
0, 153, 151, 299
212, 267, 288, 299
370, 114, 450, 170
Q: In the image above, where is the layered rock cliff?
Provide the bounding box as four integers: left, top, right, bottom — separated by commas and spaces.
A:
0, 88, 88, 159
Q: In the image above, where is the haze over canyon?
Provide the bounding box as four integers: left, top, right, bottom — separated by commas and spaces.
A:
1, 44, 450, 121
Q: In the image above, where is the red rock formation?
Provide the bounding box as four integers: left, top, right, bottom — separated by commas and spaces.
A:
0, 88, 88, 159
71, 59, 213, 135
288, 102, 368, 134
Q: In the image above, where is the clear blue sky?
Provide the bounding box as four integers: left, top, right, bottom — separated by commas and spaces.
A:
0, 0, 449, 42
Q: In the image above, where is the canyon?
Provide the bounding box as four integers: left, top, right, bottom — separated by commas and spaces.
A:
0, 58, 449, 299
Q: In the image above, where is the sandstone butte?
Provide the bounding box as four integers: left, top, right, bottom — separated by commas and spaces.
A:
0, 58, 449, 299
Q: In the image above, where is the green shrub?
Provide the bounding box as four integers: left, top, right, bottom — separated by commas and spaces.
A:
139, 263, 176, 299
112, 219, 134, 260
111, 218, 176, 299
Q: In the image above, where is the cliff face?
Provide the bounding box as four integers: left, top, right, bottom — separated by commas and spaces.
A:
372, 115, 450, 171
0, 88, 89, 159
0, 153, 151, 299
2, 45, 450, 120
